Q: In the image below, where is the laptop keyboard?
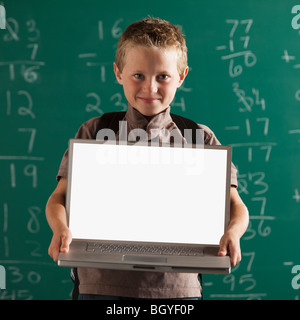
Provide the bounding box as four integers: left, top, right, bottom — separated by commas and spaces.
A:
86, 242, 204, 256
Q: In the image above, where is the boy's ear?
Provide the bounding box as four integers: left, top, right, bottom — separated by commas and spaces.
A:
113, 62, 123, 85
178, 66, 189, 87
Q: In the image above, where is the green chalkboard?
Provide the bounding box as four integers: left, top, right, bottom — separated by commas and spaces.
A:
0, 0, 300, 300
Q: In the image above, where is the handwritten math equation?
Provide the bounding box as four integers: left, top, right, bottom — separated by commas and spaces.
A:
207, 17, 296, 300
209, 16, 300, 300
0, 16, 67, 300
216, 19, 256, 78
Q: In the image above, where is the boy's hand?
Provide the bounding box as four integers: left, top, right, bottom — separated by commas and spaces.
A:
48, 227, 72, 262
218, 230, 241, 267
218, 187, 249, 267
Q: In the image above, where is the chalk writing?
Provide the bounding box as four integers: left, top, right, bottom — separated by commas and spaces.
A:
216, 19, 256, 77
209, 17, 279, 300
293, 189, 300, 203
232, 82, 266, 112
281, 49, 300, 70
0, 15, 48, 300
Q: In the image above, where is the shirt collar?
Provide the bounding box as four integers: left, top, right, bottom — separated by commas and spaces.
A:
122, 104, 185, 143
125, 104, 173, 132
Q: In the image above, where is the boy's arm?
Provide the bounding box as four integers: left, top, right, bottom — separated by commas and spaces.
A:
218, 187, 249, 267
45, 177, 72, 262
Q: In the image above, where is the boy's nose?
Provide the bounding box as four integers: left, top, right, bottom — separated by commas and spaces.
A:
142, 78, 158, 93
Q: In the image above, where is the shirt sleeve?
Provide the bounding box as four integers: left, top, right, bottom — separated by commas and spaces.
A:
56, 117, 100, 181
198, 124, 238, 188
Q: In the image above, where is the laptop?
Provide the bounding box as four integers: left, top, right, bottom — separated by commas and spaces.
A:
58, 139, 232, 274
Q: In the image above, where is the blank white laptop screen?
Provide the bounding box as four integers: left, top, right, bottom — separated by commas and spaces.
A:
67, 141, 229, 245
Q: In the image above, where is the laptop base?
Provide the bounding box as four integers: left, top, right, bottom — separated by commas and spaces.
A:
58, 240, 231, 274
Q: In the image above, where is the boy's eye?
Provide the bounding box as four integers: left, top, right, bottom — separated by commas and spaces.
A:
158, 74, 169, 80
134, 74, 143, 79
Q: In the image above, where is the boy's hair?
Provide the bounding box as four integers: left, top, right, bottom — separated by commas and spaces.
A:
115, 17, 188, 76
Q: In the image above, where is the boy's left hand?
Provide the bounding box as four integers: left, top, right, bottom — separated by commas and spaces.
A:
218, 187, 249, 267
218, 230, 241, 267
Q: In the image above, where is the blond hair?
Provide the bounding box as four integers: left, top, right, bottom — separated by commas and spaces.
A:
115, 17, 188, 76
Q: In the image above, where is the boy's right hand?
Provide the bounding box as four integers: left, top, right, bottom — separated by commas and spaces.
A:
48, 227, 72, 262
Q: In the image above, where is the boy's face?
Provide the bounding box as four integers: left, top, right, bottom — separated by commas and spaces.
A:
114, 45, 188, 116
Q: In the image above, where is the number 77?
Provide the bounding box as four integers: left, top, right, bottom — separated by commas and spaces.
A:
226, 19, 253, 38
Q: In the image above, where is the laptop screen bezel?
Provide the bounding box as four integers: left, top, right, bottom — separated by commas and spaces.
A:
65, 139, 232, 247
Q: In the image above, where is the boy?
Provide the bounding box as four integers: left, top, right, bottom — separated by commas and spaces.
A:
46, 18, 249, 299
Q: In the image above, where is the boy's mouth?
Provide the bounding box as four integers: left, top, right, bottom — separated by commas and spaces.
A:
137, 97, 161, 103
